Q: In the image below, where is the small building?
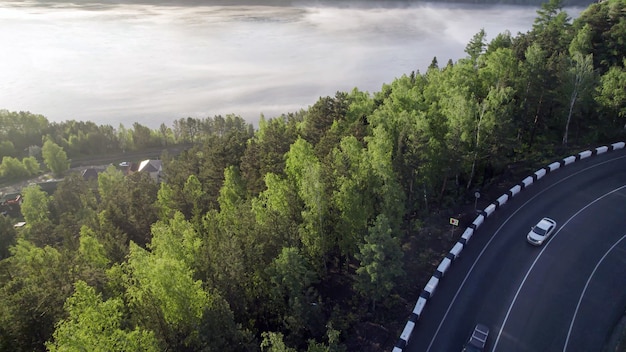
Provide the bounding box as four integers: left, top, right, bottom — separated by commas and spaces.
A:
81, 167, 104, 181
1, 193, 22, 206
137, 159, 162, 183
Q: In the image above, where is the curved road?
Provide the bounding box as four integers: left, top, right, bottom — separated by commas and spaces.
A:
405, 147, 626, 352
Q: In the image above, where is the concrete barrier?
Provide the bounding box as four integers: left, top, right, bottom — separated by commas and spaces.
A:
521, 176, 533, 188
534, 168, 547, 180
578, 150, 593, 160
394, 320, 415, 350
484, 203, 496, 217
596, 146, 609, 155
495, 194, 508, 207
509, 184, 521, 197
422, 276, 439, 299
563, 155, 576, 165
460, 228, 474, 245
411, 297, 427, 321
547, 162, 560, 172
448, 242, 463, 260
471, 214, 485, 229
435, 257, 452, 278
612, 142, 625, 150
399, 321, 415, 345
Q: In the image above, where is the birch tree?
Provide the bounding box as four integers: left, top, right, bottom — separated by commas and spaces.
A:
285, 138, 330, 268
562, 53, 595, 145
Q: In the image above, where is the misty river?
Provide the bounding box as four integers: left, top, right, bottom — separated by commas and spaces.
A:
0, 1, 582, 128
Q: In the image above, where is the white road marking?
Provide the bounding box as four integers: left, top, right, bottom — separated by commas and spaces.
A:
562, 234, 626, 352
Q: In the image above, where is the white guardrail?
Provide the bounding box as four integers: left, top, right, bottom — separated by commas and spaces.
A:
392, 141, 625, 352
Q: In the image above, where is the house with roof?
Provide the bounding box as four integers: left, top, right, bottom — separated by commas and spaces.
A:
137, 159, 162, 183
1, 192, 22, 206
81, 167, 106, 181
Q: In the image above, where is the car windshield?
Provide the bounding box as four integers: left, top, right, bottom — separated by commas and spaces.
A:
534, 226, 547, 236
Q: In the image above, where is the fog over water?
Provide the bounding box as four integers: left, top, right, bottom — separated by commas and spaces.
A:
0, 1, 582, 128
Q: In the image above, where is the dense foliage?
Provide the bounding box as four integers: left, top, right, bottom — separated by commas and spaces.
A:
0, 0, 625, 350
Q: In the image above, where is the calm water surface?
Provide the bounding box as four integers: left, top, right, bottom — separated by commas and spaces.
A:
0, 1, 581, 128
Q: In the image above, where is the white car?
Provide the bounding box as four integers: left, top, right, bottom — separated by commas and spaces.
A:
527, 217, 557, 246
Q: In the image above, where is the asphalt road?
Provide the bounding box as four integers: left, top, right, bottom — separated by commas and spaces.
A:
405, 147, 626, 352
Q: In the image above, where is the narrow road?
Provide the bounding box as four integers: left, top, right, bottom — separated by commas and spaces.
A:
405, 147, 626, 352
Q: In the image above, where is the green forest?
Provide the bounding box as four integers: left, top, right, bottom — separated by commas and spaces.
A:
0, 0, 625, 350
